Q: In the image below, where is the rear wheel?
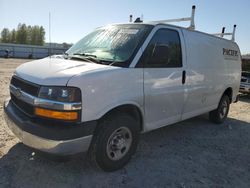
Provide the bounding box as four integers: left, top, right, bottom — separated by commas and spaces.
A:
89, 113, 139, 171
209, 95, 230, 124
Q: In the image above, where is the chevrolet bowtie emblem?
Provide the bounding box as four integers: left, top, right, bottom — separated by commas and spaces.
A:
15, 88, 22, 98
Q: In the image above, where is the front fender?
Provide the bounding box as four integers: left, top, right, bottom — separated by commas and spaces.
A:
67, 67, 144, 123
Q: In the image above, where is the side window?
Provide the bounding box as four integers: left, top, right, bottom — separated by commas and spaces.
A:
138, 29, 182, 68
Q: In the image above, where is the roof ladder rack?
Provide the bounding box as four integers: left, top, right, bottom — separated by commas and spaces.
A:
149, 5, 196, 30
213, 25, 237, 41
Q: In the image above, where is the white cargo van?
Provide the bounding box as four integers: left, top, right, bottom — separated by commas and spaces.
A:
4, 6, 241, 171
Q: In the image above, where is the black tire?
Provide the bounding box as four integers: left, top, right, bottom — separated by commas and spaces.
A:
209, 95, 230, 124
89, 113, 140, 172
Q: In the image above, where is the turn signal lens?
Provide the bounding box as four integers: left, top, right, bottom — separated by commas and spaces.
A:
35, 107, 78, 121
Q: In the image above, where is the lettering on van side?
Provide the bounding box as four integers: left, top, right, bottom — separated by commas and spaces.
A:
223, 48, 239, 60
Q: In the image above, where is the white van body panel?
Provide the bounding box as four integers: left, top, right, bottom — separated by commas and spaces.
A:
67, 68, 144, 123
181, 29, 241, 120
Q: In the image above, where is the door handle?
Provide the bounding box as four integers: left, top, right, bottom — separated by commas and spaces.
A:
182, 70, 186, 84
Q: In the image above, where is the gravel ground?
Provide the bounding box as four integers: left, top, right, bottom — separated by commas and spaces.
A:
0, 58, 250, 188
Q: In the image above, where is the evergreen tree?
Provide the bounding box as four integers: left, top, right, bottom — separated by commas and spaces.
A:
26, 25, 32, 44
38, 26, 45, 45
16, 23, 28, 44
1, 28, 11, 43
10, 29, 16, 43
1, 23, 46, 45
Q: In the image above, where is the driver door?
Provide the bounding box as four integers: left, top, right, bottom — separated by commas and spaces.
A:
138, 27, 186, 131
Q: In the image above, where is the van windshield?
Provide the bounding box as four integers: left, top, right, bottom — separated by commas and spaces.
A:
66, 24, 152, 66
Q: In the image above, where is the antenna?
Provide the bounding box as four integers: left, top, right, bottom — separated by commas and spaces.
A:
49, 12, 51, 57
129, 15, 133, 23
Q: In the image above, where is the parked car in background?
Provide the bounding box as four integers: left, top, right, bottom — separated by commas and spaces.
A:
240, 71, 250, 95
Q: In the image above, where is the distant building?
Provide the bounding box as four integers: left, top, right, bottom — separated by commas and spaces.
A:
44, 42, 73, 49
0, 43, 71, 59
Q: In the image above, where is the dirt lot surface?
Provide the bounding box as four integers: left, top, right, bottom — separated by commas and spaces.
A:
0, 58, 250, 188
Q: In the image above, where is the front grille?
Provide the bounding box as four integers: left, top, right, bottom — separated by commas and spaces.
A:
10, 76, 39, 117
11, 76, 40, 96
11, 93, 34, 116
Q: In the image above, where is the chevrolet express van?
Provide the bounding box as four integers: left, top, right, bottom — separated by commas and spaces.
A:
4, 7, 241, 171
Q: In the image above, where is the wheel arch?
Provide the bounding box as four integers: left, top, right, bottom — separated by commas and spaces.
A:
223, 87, 233, 103
98, 103, 144, 132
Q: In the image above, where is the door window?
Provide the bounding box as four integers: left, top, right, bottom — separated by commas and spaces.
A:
138, 28, 182, 68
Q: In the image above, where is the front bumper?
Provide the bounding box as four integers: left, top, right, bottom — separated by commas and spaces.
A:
4, 99, 96, 155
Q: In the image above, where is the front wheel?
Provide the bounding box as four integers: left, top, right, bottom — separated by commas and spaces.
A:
209, 95, 230, 124
89, 113, 139, 171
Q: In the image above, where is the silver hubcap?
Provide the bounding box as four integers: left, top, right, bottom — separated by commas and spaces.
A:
219, 100, 228, 119
106, 127, 132, 161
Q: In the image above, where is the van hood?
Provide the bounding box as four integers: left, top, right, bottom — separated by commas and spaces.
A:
14, 57, 113, 85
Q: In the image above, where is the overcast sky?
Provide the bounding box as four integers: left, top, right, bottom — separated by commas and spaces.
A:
1, 0, 250, 54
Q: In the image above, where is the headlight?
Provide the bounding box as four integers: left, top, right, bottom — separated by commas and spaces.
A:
36, 86, 81, 121
38, 86, 81, 102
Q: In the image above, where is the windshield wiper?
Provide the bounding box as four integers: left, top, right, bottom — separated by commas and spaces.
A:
73, 53, 97, 58
71, 53, 120, 66
71, 53, 100, 63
